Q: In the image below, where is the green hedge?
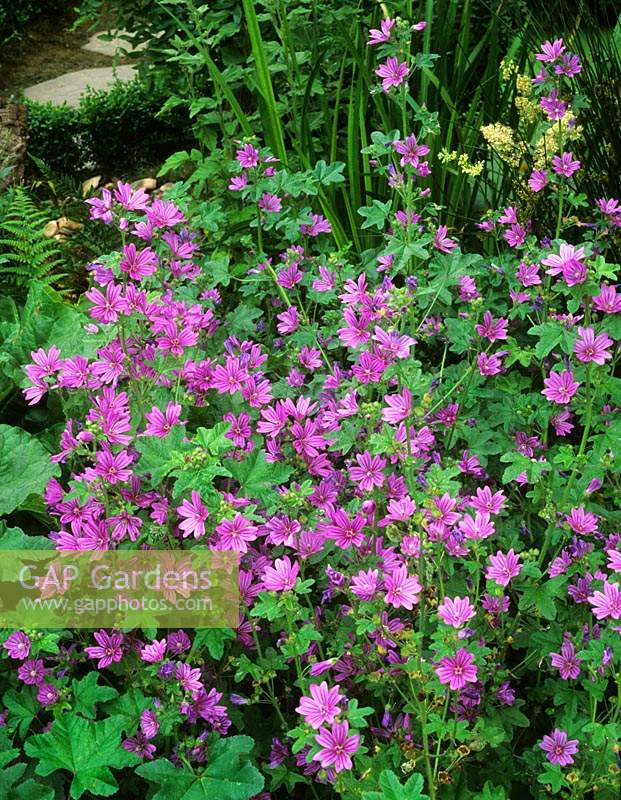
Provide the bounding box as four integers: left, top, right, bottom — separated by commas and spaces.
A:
26, 78, 195, 178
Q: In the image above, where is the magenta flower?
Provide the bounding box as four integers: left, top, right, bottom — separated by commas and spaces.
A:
122, 731, 156, 759
539, 729, 579, 767
211, 357, 250, 395
349, 450, 386, 491
312, 266, 335, 291
338, 308, 371, 348
114, 181, 150, 211
504, 223, 527, 248
593, 284, 621, 314
469, 486, 506, 516
556, 53, 582, 76
140, 638, 168, 663
516, 261, 541, 287
143, 402, 182, 438
485, 549, 522, 587
229, 174, 248, 191
156, 322, 198, 356
352, 352, 385, 383
477, 352, 504, 376
542, 243, 587, 286
536, 38, 566, 62
18, 659, 48, 685
540, 88, 568, 120
296, 681, 344, 729
542, 370, 580, 404
119, 244, 158, 280
215, 514, 258, 553
321, 508, 366, 549
236, 143, 260, 169
86, 447, 133, 485
383, 565, 422, 610
433, 225, 458, 253
565, 506, 598, 535
276, 307, 299, 335
550, 638, 582, 680
375, 57, 409, 92
587, 580, 621, 620
437, 595, 476, 628
145, 199, 185, 228
85, 630, 124, 668
459, 511, 495, 541
85, 282, 125, 324
528, 169, 548, 192
606, 549, 621, 573
499, 207, 518, 223
140, 709, 160, 739
475, 310, 508, 342
177, 491, 209, 539
382, 386, 412, 424
367, 18, 395, 45
313, 721, 360, 772
299, 214, 331, 236
350, 568, 380, 601
552, 152, 580, 178
176, 662, 203, 693
3, 631, 31, 660
258, 192, 282, 214
373, 327, 415, 360
574, 327, 613, 365
86, 187, 113, 223
378, 496, 416, 526
262, 556, 299, 592
393, 134, 429, 168
37, 684, 59, 707
435, 648, 478, 691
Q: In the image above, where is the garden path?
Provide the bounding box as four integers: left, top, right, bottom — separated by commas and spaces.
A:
23, 31, 140, 107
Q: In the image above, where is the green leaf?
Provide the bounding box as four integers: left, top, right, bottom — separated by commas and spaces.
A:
134, 426, 187, 485
224, 450, 292, 499
191, 628, 235, 660
362, 769, 429, 800
0, 750, 55, 800
72, 673, 118, 719
537, 762, 567, 794
196, 423, 233, 456
25, 714, 138, 799
358, 200, 392, 230
137, 736, 263, 800
313, 160, 345, 185
101, 687, 149, 726
0, 522, 53, 550
518, 576, 565, 621
157, 150, 191, 176
0, 425, 60, 516
527, 322, 564, 358
13, 779, 55, 800
3, 687, 38, 737
472, 782, 507, 800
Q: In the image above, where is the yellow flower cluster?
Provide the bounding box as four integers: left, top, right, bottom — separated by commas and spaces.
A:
516, 74, 532, 96
480, 123, 524, 167
533, 116, 583, 167
500, 59, 519, 81
437, 149, 485, 177
515, 96, 539, 124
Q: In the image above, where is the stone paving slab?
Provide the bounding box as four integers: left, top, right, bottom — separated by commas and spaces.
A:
82, 30, 145, 57
24, 66, 137, 106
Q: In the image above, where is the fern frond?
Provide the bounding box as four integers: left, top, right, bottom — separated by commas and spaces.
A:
0, 188, 64, 291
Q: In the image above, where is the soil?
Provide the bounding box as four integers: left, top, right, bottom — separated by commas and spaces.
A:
0, 6, 127, 98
